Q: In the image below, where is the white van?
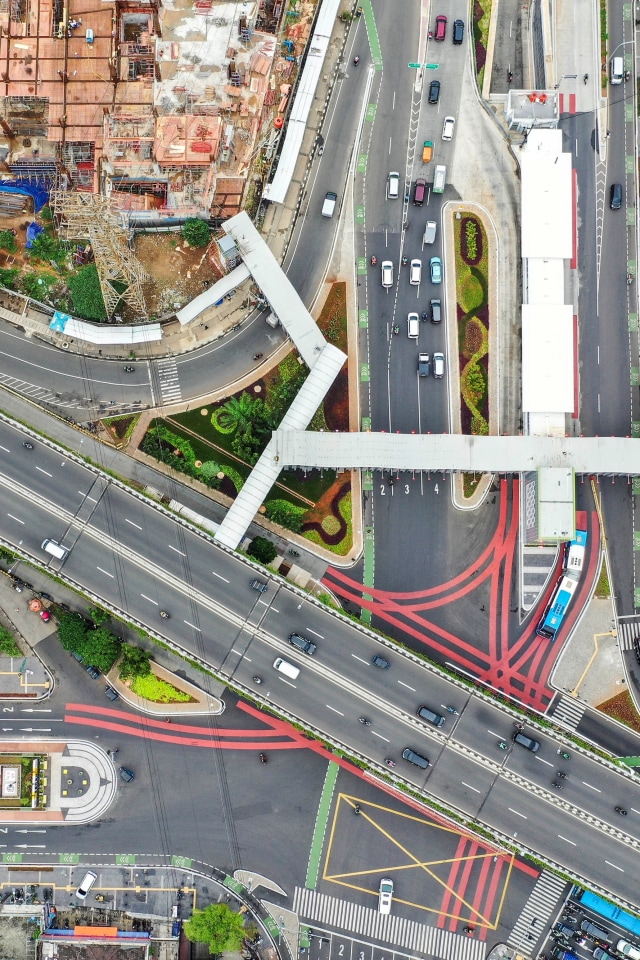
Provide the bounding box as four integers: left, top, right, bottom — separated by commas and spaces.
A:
388, 171, 400, 199
41, 539, 68, 560
273, 657, 300, 680
610, 56, 624, 84
75, 870, 97, 899
321, 191, 337, 217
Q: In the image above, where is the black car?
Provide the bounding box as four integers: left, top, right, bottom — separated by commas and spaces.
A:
105, 685, 119, 702
610, 183, 623, 209
250, 578, 268, 593
371, 654, 390, 669
288, 632, 317, 655
86, 665, 101, 680
452, 19, 465, 44
119, 766, 135, 783
428, 79, 441, 104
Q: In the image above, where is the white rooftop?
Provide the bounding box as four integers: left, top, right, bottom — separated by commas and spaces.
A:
520, 129, 572, 260
521, 303, 574, 412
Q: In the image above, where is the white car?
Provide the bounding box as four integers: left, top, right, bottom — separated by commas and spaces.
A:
433, 351, 445, 378
381, 260, 393, 288
378, 877, 394, 915
442, 116, 456, 141
409, 259, 422, 285
407, 312, 419, 339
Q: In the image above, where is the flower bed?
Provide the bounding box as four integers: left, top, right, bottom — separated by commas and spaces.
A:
455, 214, 490, 437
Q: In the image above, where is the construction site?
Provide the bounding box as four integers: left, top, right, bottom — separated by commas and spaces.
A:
0, 0, 315, 223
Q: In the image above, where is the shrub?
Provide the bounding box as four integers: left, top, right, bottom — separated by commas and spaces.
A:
88, 605, 109, 625
265, 499, 306, 532
0, 230, 17, 253
182, 218, 211, 248
466, 364, 486, 404
130, 673, 191, 702
0, 267, 18, 288
0, 625, 21, 656
464, 318, 484, 355
471, 414, 489, 435
119, 645, 152, 680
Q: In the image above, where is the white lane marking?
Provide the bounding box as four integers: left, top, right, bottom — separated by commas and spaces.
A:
326, 705, 344, 716
557, 835, 576, 845
509, 808, 528, 819
168, 545, 186, 557
536, 757, 554, 766
184, 621, 202, 632
125, 519, 142, 530
372, 730, 390, 742
278, 677, 296, 688
212, 571, 230, 583
397, 680, 416, 691
96, 567, 114, 578
351, 654, 368, 664
582, 782, 602, 792
271, 607, 279, 613
141, 594, 158, 605
78, 492, 98, 502
7, 514, 24, 524
0, 445, 9, 453
462, 782, 481, 793
307, 628, 324, 639
604, 861, 624, 872
631, 807, 640, 815
35, 467, 52, 477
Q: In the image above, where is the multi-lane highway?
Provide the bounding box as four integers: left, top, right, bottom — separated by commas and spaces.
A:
0, 418, 639, 905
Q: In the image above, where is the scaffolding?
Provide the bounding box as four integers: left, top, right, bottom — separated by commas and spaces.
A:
49, 191, 149, 318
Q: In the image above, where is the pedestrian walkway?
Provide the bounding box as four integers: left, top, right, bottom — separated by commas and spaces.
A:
155, 357, 182, 405
521, 545, 558, 611
292, 888, 485, 960
547, 695, 586, 731
506, 872, 567, 952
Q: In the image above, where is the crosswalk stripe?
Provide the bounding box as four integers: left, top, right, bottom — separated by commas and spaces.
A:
293, 887, 485, 960
551, 695, 586, 730
617, 621, 640, 649
507, 871, 566, 949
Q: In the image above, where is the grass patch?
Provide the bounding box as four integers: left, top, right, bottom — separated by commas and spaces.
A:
103, 413, 140, 443
594, 562, 610, 598
598, 690, 640, 733
130, 673, 195, 703
462, 473, 481, 498
0, 625, 21, 656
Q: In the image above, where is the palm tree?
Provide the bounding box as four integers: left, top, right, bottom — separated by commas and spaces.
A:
217, 393, 258, 436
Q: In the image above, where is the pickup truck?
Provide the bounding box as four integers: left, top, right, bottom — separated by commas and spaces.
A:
322, 191, 338, 217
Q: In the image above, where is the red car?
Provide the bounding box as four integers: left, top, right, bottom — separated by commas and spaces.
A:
434, 15, 447, 40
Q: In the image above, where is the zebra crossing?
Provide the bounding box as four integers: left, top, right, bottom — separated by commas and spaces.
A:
507, 871, 567, 951
550, 695, 586, 731
616, 621, 640, 651
156, 356, 182, 404
293, 888, 485, 960
0, 372, 79, 409
521, 545, 558, 611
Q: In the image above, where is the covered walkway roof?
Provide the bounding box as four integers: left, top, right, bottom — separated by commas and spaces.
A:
271, 431, 640, 473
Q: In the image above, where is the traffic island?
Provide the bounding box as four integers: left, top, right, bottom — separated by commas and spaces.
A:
105, 659, 224, 717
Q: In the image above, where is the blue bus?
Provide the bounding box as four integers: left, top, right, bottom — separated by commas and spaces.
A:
536, 530, 588, 641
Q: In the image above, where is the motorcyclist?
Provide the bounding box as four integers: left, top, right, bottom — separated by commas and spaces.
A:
371, 255, 377, 265
353, 56, 360, 65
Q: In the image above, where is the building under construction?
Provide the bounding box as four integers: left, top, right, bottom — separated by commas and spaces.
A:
0, 0, 314, 222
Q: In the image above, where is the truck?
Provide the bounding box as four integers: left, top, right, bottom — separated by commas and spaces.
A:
433, 165, 446, 194
321, 191, 338, 217
423, 220, 437, 244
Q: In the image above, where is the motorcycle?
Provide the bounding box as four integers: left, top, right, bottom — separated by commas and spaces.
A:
159, 610, 170, 619
392, 324, 400, 335
259, 753, 267, 763
557, 749, 571, 760
556, 771, 568, 780
628, 274, 634, 285
551, 781, 563, 790
318, 144, 324, 156
253, 676, 263, 685
253, 353, 263, 360
354, 804, 361, 814
385, 759, 396, 768
498, 741, 508, 750
615, 806, 628, 815
507, 70, 513, 83
358, 717, 371, 725
583, 73, 589, 84
371, 255, 377, 265
23, 442, 33, 450
288, 548, 300, 557
401, 255, 408, 266
123, 366, 135, 372
421, 312, 428, 321
353, 56, 360, 65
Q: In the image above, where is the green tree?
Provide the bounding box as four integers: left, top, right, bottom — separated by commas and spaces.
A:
0, 267, 19, 289
198, 459, 222, 480
118, 645, 152, 680
0, 230, 17, 253
28, 231, 67, 266
181, 218, 211, 248
217, 393, 259, 436
184, 903, 246, 954
0, 625, 21, 656
68, 264, 107, 321
57, 612, 89, 652
88, 605, 110, 625
79, 626, 121, 672
247, 536, 277, 564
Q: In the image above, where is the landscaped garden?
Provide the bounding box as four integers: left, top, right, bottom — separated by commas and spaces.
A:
140, 283, 353, 555
454, 212, 491, 500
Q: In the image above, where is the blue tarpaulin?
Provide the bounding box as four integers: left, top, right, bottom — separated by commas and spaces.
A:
50, 311, 71, 332
25, 222, 44, 248
0, 179, 49, 213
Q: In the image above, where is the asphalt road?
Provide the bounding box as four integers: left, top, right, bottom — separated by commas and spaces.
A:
1, 421, 640, 903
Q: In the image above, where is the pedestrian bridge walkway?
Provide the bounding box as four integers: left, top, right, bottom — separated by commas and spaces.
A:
272, 431, 640, 474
